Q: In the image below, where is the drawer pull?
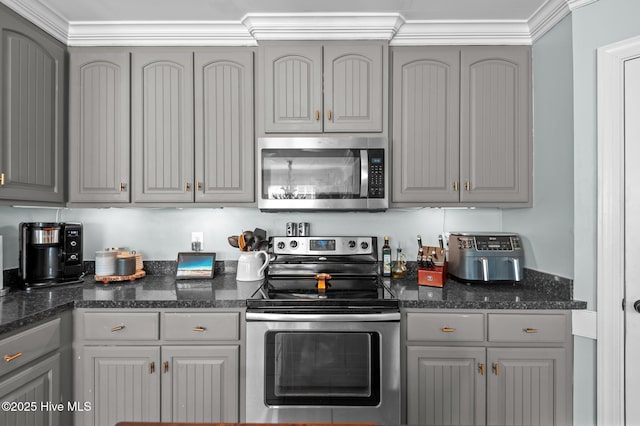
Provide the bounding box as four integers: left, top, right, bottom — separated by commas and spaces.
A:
163, 361, 169, 373
193, 326, 207, 332
3, 352, 23, 362
478, 363, 485, 376
492, 363, 499, 376
149, 362, 155, 374
111, 325, 125, 333
441, 327, 456, 333
524, 328, 539, 333
315, 110, 320, 121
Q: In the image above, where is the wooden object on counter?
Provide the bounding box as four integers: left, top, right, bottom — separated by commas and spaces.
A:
95, 269, 146, 284
418, 263, 447, 288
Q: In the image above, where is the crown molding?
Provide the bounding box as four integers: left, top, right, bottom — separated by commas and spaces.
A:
390, 20, 532, 46
0, 0, 601, 47
67, 21, 256, 46
242, 13, 404, 41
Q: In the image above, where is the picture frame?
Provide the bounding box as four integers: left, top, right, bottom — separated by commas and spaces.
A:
175, 252, 216, 280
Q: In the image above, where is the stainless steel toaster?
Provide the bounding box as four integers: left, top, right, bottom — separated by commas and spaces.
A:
447, 233, 524, 283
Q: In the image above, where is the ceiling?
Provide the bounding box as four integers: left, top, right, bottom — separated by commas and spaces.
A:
0, 0, 596, 46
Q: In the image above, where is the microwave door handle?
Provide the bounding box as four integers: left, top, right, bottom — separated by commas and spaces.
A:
360, 150, 369, 198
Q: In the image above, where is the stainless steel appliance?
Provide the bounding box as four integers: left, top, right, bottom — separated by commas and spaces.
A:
258, 137, 387, 211
448, 232, 524, 283
246, 236, 400, 424
19, 222, 83, 288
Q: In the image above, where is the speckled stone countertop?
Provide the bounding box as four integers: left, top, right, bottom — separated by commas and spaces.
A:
0, 262, 586, 336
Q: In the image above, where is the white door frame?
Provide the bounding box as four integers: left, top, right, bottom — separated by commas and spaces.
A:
597, 35, 640, 426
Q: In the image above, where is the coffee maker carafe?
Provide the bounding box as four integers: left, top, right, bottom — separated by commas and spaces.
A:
19, 222, 83, 288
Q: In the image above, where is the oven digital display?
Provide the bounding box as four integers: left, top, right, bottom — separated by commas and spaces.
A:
310, 239, 336, 251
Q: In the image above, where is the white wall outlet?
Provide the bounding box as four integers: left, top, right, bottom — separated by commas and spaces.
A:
191, 232, 204, 251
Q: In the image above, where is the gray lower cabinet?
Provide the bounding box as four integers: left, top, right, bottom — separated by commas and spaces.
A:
391, 46, 531, 206
260, 41, 384, 133
75, 309, 242, 426
0, 4, 65, 204
68, 48, 131, 203
405, 310, 572, 426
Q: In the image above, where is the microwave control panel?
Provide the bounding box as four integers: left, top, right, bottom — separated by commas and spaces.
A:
368, 149, 385, 198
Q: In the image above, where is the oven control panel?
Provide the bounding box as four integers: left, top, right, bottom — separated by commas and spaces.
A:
271, 236, 376, 255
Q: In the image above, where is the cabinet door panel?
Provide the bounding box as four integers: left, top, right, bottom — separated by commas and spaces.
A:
487, 348, 566, 426
407, 346, 485, 426
262, 44, 323, 133
69, 49, 130, 202
132, 51, 194, 202
392, 48, 460, 203
82, 346, 160, 426
460, 47, 531, 203
324, 44, 383, 132
0, 27, 64, 203
195, 50, 254, 202
161, 345, 239, 422
0, 353, 60, 426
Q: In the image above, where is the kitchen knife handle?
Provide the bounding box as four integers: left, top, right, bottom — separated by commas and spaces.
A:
111, 325, 125, 332
3, 352, 23, 362
441, 327, 456, 333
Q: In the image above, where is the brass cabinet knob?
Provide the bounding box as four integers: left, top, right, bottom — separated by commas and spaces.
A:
111, 325, 125, 332
327, 110, 332, 121
441, 327, 456, 333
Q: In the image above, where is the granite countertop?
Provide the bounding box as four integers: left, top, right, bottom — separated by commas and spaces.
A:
0, 262, 586, 336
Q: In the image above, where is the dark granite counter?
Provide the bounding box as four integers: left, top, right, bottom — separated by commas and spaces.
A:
0, 263, 586, 336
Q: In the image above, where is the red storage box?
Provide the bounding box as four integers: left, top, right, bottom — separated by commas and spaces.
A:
417, 263, 447, 287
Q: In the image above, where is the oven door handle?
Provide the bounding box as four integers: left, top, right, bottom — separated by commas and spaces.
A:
246, 312, 400, 322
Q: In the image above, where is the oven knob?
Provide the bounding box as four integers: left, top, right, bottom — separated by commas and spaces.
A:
277, 241, 286, 250
289, 240, 298, 249
360, 241, 369, 250
348, 240, 356, 249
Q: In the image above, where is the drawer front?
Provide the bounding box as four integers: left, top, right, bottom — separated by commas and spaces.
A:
407, 313, 485, 342
82, 312, 159, 341
162, 312, 240, 341
488, 313, 567, 343
0, 318, 61, 377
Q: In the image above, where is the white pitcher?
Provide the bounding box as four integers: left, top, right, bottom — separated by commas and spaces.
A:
236, 251, 269, 281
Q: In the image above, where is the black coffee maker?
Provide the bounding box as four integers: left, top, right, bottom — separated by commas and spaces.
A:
19, 222, 83, 288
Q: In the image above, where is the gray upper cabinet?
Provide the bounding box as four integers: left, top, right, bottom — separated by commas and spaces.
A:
460, 46, 531, 203
68, 49, 131, 203
132, 50, 195, 203
194, 50, 254, 203
0, 6, 65, 204
260, 41, 384, 133
391, 46, 531, 206
392, 47, 460, 203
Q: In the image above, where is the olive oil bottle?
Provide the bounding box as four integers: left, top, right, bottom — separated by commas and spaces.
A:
382, 236, 392, 277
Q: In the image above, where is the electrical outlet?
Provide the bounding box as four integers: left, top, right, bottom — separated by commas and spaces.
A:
191, 232, 204, 251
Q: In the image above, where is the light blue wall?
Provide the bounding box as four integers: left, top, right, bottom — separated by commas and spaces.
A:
0, 205, 503, 268
503, 15, 574, 279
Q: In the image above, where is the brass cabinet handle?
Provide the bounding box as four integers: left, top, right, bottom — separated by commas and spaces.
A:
3, 352, 23, 362
111, 325, 125, 332
119, 182, 126, 192
315, 110, 320, 121
441, 327, 456, 333
453, 181, 459, 191
327, 110, 332, 120
193, 326, 206, 332
149, 362, 155, 374
0, 172, 5, 186
478, 363, 485, 376
465, 180, 471, 191
196, 181, 203, 191
492, 363, 499, 376
185, 182, 191, 191
163, 361, 169, 373
523, 328, 539, 333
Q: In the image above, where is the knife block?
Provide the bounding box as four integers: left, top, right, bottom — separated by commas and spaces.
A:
417, 262, 447, 287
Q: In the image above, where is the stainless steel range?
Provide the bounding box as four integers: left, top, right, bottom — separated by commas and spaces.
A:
245, 236, 400, 424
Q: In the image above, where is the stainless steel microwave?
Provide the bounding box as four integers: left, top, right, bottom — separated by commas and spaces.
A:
258, 137, 388, 211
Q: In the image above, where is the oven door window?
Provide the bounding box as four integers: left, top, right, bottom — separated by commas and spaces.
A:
264, 331, 380, 406
262, 149, 362, 200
